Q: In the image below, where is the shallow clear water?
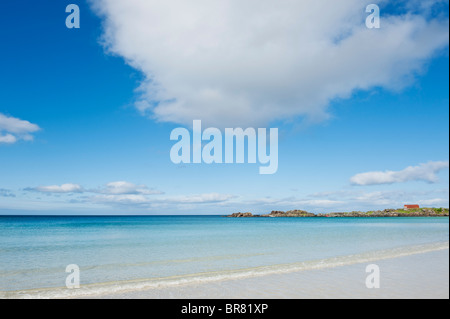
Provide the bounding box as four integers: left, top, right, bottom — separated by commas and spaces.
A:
0, 216, 448, 297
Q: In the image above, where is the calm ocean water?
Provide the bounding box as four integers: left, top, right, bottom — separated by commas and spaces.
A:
0, 215, 448, 298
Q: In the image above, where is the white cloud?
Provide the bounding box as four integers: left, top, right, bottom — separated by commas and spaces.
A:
0, 113, 40, 144
91, 0, 449, 127
0, 134, 17, 144
22, 181, 166, 210
89, 194, 151, 206
350, 161, 449, 185
26, 181, 163, 196
27, 184, 85, 193
417, 198, 449, 206
164, 193, 236, 204
93, 181, 163, 195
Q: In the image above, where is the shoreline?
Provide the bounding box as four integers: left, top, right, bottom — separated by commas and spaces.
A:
90, 245, 450, 299
120, 248, 447, 299
2, 241, 448, 299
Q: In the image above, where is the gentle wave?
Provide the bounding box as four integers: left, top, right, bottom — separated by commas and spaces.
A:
0, 252, 267, 278
1, 241, 448, 299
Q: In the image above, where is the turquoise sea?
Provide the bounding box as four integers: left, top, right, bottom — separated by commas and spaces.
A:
0, 215, 448, 298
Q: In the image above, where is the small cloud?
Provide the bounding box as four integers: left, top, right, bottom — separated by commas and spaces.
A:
350, 161, 449, 186
417, 198, 449, 206
89, 194, 151, 206
24, 181, 164, 196
164, 193, 236, 204
0, 134, 17, 144
92, 181, 164, 195
0, 188, 15, 197
417, 198, 448, 207
0, 113, 40, 144
26, 183, 84, 193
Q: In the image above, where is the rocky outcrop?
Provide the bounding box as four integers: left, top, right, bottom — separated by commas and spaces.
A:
227, 208, 449, 217
268, 210, 315, 217
227, 212, 254, 217
227, 210, 315, 217
318, 208, 449, 217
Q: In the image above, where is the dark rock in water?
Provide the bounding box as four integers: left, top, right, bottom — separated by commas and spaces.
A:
270, 210, 285, 215
268, 210, 315, 217
227, 212, 254, 217
286, 210, 315, 217
227, 209, 315, 217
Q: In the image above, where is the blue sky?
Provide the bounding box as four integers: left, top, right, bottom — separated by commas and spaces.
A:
0, 0, 448, 215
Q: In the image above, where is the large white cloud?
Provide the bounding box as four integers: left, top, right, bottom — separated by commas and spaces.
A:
0, 113, 40, 144
350, 161, 450, 185
91, 0, 449, 127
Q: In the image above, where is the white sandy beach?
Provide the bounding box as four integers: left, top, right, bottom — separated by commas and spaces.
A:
90, 248, 448, 299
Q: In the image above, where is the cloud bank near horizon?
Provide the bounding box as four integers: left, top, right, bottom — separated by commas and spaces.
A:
91, 0, 449, 127
350, 161, 450, 185
11, 178, 448, 213
22, 181, 234, 209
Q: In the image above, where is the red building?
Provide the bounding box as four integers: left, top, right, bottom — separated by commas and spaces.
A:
404, 204, 420, 209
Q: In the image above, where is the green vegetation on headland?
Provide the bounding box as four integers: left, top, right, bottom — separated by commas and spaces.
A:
227, 208, 449, 217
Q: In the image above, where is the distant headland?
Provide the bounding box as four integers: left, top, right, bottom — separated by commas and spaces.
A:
227, 207, 449, 218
